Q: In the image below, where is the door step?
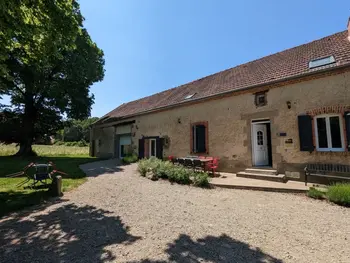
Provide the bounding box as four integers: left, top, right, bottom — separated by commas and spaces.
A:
245, 168, 277, 175
236, 171, 286, 183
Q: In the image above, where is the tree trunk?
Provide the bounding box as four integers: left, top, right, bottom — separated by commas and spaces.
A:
15, 137, 36, 156
14, 95, 37, 156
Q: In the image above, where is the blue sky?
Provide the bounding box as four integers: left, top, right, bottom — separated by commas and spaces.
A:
2, 1, 349, 117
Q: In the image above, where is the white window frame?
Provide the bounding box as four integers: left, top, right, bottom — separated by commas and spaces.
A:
149, 139, 157, 157
314, 114, 345, 152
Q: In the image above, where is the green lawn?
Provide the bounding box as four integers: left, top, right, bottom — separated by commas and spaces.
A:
0, 144, 96, 216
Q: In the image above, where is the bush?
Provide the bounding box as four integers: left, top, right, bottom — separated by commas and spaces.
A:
327, 183, 350, 206
137, 159, 149, 177
76, 140, 88, 147
193, 172, 210, 187
53, 141, 88, 147
167, 166, 191, 185
54, 140, 65, 146
307, 187, 326, 200
137, 158, 210, 187
154, 161, 173, 179
122, 154, 138, 164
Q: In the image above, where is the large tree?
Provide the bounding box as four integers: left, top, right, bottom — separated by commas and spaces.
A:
0, 0, 105, 155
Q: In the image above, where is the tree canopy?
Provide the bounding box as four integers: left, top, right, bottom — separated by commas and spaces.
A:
0, 0, 105, 155
56, 117, 99, 143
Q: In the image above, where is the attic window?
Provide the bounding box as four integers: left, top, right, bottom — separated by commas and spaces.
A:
185, 93, 196, 100
254, 91, 267, 107
309, 56, 335, 69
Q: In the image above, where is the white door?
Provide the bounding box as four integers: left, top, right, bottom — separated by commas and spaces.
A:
252, 124, 269, 166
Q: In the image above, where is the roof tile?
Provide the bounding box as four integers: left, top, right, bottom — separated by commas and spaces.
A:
104, 31, 350, 120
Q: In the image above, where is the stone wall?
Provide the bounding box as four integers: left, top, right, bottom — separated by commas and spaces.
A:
93, 126, 115, 158
92, 71, 350, 180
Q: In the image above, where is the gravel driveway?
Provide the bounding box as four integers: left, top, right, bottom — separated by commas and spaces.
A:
0, 159, 349, 263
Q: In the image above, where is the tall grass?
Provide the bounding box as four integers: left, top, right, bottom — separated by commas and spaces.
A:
327, 183, 350, 206
0, 144, 89, 156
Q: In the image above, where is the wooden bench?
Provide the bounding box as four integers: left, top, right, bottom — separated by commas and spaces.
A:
304, 163, 350, 186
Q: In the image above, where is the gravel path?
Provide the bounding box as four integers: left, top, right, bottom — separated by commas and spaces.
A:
0, 159, 349, 263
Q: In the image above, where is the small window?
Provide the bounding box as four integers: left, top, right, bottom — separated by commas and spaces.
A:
257, 131, 264, 145
309, 56, 335, 69
192, 123, 207, 153
255, 92, 267, 107
185, 93, 196, 100
314, 114, 345, 152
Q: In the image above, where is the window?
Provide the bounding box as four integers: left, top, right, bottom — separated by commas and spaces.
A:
119, 135, 132, 158
185, 93, 196, 100
191, 123, 208, 153
314, 114, 345, 152
257, 131, 264, 145
254, 92, 267, 107
309, 56, 335, 69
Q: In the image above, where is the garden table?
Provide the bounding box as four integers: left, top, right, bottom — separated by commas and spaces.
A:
177, 156, 213, 171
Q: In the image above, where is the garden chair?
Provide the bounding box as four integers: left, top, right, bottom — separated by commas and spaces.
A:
206, 158, 219, 177
192, 159, 203, 172
184, 159, 193, 168
178, 158, 185, 166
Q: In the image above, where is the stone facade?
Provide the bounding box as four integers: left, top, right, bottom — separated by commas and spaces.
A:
92, 70, 350, 181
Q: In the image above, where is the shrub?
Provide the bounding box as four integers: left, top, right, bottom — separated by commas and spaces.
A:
137, 159, 210, 188
307, 187, 326, 200
137, 159, 149, 177
122, 154, 138, 164
327, 183, 350, 206
76, 140, 88, 147
154, 161, 173, 179
193, 172, 210, 188
54, 140, 64, 145
167, 166, 191, 185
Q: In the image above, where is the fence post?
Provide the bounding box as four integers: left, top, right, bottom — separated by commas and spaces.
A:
51, 176, 62, 197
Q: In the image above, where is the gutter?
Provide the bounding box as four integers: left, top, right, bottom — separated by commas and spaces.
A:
95, 62, 350, 126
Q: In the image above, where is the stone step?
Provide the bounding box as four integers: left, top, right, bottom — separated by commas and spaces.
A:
236, 172, 286, 183
245, 168, 277, 175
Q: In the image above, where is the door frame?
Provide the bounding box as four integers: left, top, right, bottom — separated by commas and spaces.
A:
251, 120, 272, 167
149, 138, 157, 157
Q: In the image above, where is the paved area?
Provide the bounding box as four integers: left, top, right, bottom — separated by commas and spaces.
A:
0, 160, 349, 263
210, 173, 310, 193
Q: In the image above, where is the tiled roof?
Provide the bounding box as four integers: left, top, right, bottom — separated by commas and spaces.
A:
102, 30, 350, 121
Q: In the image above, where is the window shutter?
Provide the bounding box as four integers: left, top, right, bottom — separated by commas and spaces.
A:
344, 112, 350, 151
298, 115, 314, 152
138, 139, 144, 159
156, 137, 163, 159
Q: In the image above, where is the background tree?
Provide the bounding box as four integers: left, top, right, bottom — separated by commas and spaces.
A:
55, 117, 99, 143
0, 1, 105, 155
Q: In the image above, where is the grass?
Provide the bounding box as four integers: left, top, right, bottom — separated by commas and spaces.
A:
0, 144, 96, 216
327, 183, 350, 206
0, 143, 89, 156
307, 183, 350, 207
307, 187, 326, 200
122, 154, 138, 164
